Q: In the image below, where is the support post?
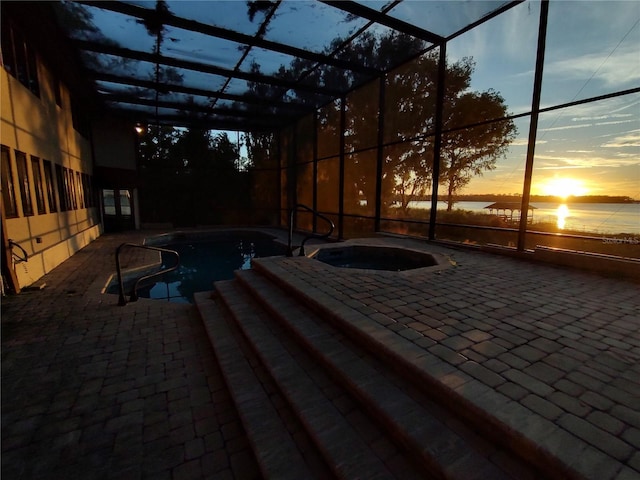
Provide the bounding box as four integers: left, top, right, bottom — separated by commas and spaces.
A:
518, 0, 549, 251
429, 43, 447, 241
375, 75, 386, 232
338, 96, 346, 239
312, 111, 318, 232
276, 130, 283, 228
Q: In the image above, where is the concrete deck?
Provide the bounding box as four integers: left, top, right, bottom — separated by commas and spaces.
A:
2, 230, 639, 479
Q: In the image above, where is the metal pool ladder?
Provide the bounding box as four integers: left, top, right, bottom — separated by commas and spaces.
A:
287, 203, 335, 257
115, 243, 180, 306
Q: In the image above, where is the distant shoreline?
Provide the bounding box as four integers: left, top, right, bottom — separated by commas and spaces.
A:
397, 200, 640, 235
424, 195, 639, 204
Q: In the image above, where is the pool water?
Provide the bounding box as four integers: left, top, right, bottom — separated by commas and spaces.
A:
115, 232, 287, 303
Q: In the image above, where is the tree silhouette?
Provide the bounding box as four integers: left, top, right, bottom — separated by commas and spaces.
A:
243, 23, 516, 217
440, 58, 517, 211
138, 124, 180, 169
138, 126, 248, 226
381, 50, 439, 215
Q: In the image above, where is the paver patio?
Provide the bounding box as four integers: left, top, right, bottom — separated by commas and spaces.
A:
250, 236, 639, 478
2, 230, 639, 479
1, 231, 261, 480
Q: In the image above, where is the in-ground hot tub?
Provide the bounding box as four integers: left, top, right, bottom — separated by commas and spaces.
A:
311, 244, 452, 273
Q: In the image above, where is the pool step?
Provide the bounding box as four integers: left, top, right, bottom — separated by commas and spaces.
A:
200, 267, 538, 479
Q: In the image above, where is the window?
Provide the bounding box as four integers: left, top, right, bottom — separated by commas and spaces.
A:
1, 19, 16, 77
1, 20, 40, 97
1, 146, 18, 218
55, 164, 67, 211
15, 151, 33, 216
103, 189, 116, 215
62, 168, 72, 210
119, 190, 131, 216
82, 173, 92, 208
43, 160, 57, 212
67, 169, 77, 209
76, 171, 84, 208
31, 156, 46, 214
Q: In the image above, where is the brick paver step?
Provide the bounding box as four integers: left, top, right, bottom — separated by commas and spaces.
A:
213, 281, 416, 480
251, 257, 627, 480
5, 230, 638, 480
234, 269, 522, 480
194, 291, 316, 480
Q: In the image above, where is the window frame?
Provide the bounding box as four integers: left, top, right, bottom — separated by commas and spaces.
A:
43, 159, 57, 213
31, 155, 46, 214
76, 171, 84, 209
0, 20, 40, 97
1, 146, 18, 218
55, 164, 68, 211
15, 151, 34, 217
67, 168, 77, 210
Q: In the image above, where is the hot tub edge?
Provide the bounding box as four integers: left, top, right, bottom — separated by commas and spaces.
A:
308, 243, 454, 274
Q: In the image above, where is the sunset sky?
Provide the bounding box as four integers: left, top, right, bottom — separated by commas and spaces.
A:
240, 1, 639, 199
446, 0, 639, 199
87, 1, 638, 199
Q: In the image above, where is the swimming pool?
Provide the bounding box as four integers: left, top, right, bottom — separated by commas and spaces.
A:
112, 231, 287, 303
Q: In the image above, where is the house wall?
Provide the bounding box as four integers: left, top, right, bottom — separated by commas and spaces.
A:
1, 37, 101, 289
92, 117, 138, 171
91, 117, 141, 232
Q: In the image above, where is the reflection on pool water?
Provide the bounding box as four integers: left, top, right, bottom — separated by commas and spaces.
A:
112, 231, 287, 303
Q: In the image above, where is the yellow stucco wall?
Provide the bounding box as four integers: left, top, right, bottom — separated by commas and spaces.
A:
1, 53, 103, 289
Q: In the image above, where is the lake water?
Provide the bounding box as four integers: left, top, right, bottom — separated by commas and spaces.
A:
404, 201, 640, 235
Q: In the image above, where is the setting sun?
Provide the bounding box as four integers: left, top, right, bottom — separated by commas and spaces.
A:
542, 177, 589, 199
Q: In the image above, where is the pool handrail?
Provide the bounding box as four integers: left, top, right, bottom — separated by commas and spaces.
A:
8, 239, 28, 263
287, 204, 335, 257
115, 243, 180, 306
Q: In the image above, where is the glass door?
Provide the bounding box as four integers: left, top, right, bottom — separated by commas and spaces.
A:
102, 188, 135, 232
